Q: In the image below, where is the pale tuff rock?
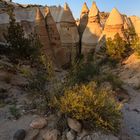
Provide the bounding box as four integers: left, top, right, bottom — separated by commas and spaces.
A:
123, 15, 132, 30
106, 8, 123, 26
45, 7, 67, 68
119, 53, 140, 88
56, 3, 79, 45
130, 16, 140, 37
30, 117, 47, 129
102, 8, 126, 40
82, 2, 102, 56
50, 3, 79, 67
88, 1, 99, 19
67, 118, 82, 133
78, 2, 89, 37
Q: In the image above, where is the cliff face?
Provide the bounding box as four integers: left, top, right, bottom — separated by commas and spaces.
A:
0, 1, 80, 68
0, 0, 140, 67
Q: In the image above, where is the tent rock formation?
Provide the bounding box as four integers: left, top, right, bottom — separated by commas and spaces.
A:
81, 2, 102, 57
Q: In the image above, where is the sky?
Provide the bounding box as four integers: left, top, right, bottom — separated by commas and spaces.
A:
13, 0, 140, 18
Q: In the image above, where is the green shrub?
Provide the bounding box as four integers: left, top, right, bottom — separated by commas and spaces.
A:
131, 35, 140, 56
4, 9, 42, 63
106, 33, 127, 61
102, 73, 123, 90
66, 57, 99, 87
58, 81, 122, 133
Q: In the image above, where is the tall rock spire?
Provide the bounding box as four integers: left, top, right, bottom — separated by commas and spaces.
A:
80, 2, 89, 18
89, 2, 99, 18
106, 8, 123, 26
79, 2, 89, 38
64, 2, 70, 11
59, 2, 75, 22
103, 8, 126, 40
35, 7, 54, 63
44, 6, 63, 68
81, 2, 102, 58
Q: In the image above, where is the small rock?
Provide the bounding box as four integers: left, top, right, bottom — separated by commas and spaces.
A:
77, 129, 88, 139
30, 117, 47, 129
13, 129, 26, 140
66, 130, 76, 140
42, 129, 60, 140
67, 118, 82, 133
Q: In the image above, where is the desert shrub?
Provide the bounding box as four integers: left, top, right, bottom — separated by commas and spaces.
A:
20, 67, 32, 78
106, 33, 128, 61
58, 81, 122, 133
131, 35, 140, 56
25, 55, 57, 114
66, 57, 99, 87
102, 73, 123, 90
9, 105, 21, 119
4, 8, 42, 63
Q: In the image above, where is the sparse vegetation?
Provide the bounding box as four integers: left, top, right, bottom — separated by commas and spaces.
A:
58, 81, 122, 133
102, 73, 123, 90
131, 35, 140, 56
106, 33, 128, 61
9, 105, 21, 119
4, 8, 42, 63
66, 56, 99, 87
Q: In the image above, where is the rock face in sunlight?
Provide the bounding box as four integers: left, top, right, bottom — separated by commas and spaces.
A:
130, 16, 140, 37
123, 15, 133, 30
102, 8, 126, 40
81, 2, 102, 57
78, 2, 89, 38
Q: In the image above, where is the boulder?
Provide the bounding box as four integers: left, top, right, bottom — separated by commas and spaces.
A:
30, 117, 47, 129
13, 129, 26, 140
42, 129, 60, 140
67, 118, 82, 133
82, 2, 102, 56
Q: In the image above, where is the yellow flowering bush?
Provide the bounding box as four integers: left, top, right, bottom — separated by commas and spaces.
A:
59, 81, 122, 133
